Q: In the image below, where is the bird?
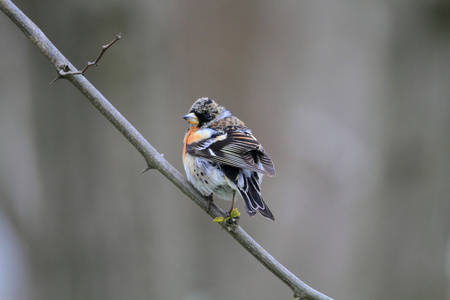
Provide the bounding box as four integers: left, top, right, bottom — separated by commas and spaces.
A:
182, 97, 275, 220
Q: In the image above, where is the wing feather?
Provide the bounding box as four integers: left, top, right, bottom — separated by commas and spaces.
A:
186, 131, 275, 176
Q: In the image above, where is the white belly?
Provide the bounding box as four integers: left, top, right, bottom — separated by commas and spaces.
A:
183, 153, 236, 200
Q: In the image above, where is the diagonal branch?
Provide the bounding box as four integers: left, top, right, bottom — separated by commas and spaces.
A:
0, 1, 333, 299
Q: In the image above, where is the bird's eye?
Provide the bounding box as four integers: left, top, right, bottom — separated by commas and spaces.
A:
196, 111, 214, 124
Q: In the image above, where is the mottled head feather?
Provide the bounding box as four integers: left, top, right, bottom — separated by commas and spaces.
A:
188, 97, 230, 127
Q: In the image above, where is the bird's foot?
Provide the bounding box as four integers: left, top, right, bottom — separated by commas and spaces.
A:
205, 194, 214, 212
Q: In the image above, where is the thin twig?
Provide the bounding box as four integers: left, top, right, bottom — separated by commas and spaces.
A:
50, 33, 121, 83
63, 33, 121, 76
0, 1, 333, 299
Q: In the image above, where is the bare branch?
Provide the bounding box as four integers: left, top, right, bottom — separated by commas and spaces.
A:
50, 33, 121, 83
61, 33, 121, 76
0, 1, 333, 299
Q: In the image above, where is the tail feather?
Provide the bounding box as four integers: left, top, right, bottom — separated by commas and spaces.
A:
237, 174, 275, 221
238, 186, 274, 220
222, 165, 275, 220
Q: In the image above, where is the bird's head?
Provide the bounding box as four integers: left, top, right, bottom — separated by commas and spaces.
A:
183, 97, 228, 127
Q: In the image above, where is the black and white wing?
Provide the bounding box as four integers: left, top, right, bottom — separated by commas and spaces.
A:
186, 130, 275, 177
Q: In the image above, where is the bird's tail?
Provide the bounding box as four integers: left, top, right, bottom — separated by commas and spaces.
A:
222, 165, 275, 220
236, 174, 275, 221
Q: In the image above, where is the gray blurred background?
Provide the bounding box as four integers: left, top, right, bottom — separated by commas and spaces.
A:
1, 1, 450, 299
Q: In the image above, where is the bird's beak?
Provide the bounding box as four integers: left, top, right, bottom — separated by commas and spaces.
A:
183, 113, 199, 125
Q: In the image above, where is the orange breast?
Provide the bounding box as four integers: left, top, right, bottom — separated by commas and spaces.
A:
186, 128, 213, 144
183, 126, 198, 161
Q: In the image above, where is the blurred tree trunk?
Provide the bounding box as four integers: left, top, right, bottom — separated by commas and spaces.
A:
352, 2, 450, 299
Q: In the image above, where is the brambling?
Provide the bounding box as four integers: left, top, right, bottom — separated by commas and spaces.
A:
182, 97, 275, 220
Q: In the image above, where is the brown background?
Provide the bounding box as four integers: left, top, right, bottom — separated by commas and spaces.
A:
1, 1, 449, 299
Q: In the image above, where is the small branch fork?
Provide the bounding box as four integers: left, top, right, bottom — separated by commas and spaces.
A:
0, 1, 333, 299
50, 33, 121, 83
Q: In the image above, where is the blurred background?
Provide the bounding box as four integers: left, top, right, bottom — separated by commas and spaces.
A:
1, 0, 450, 299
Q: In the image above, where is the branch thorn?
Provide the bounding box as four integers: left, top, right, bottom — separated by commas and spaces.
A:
139, 165, 155, 175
